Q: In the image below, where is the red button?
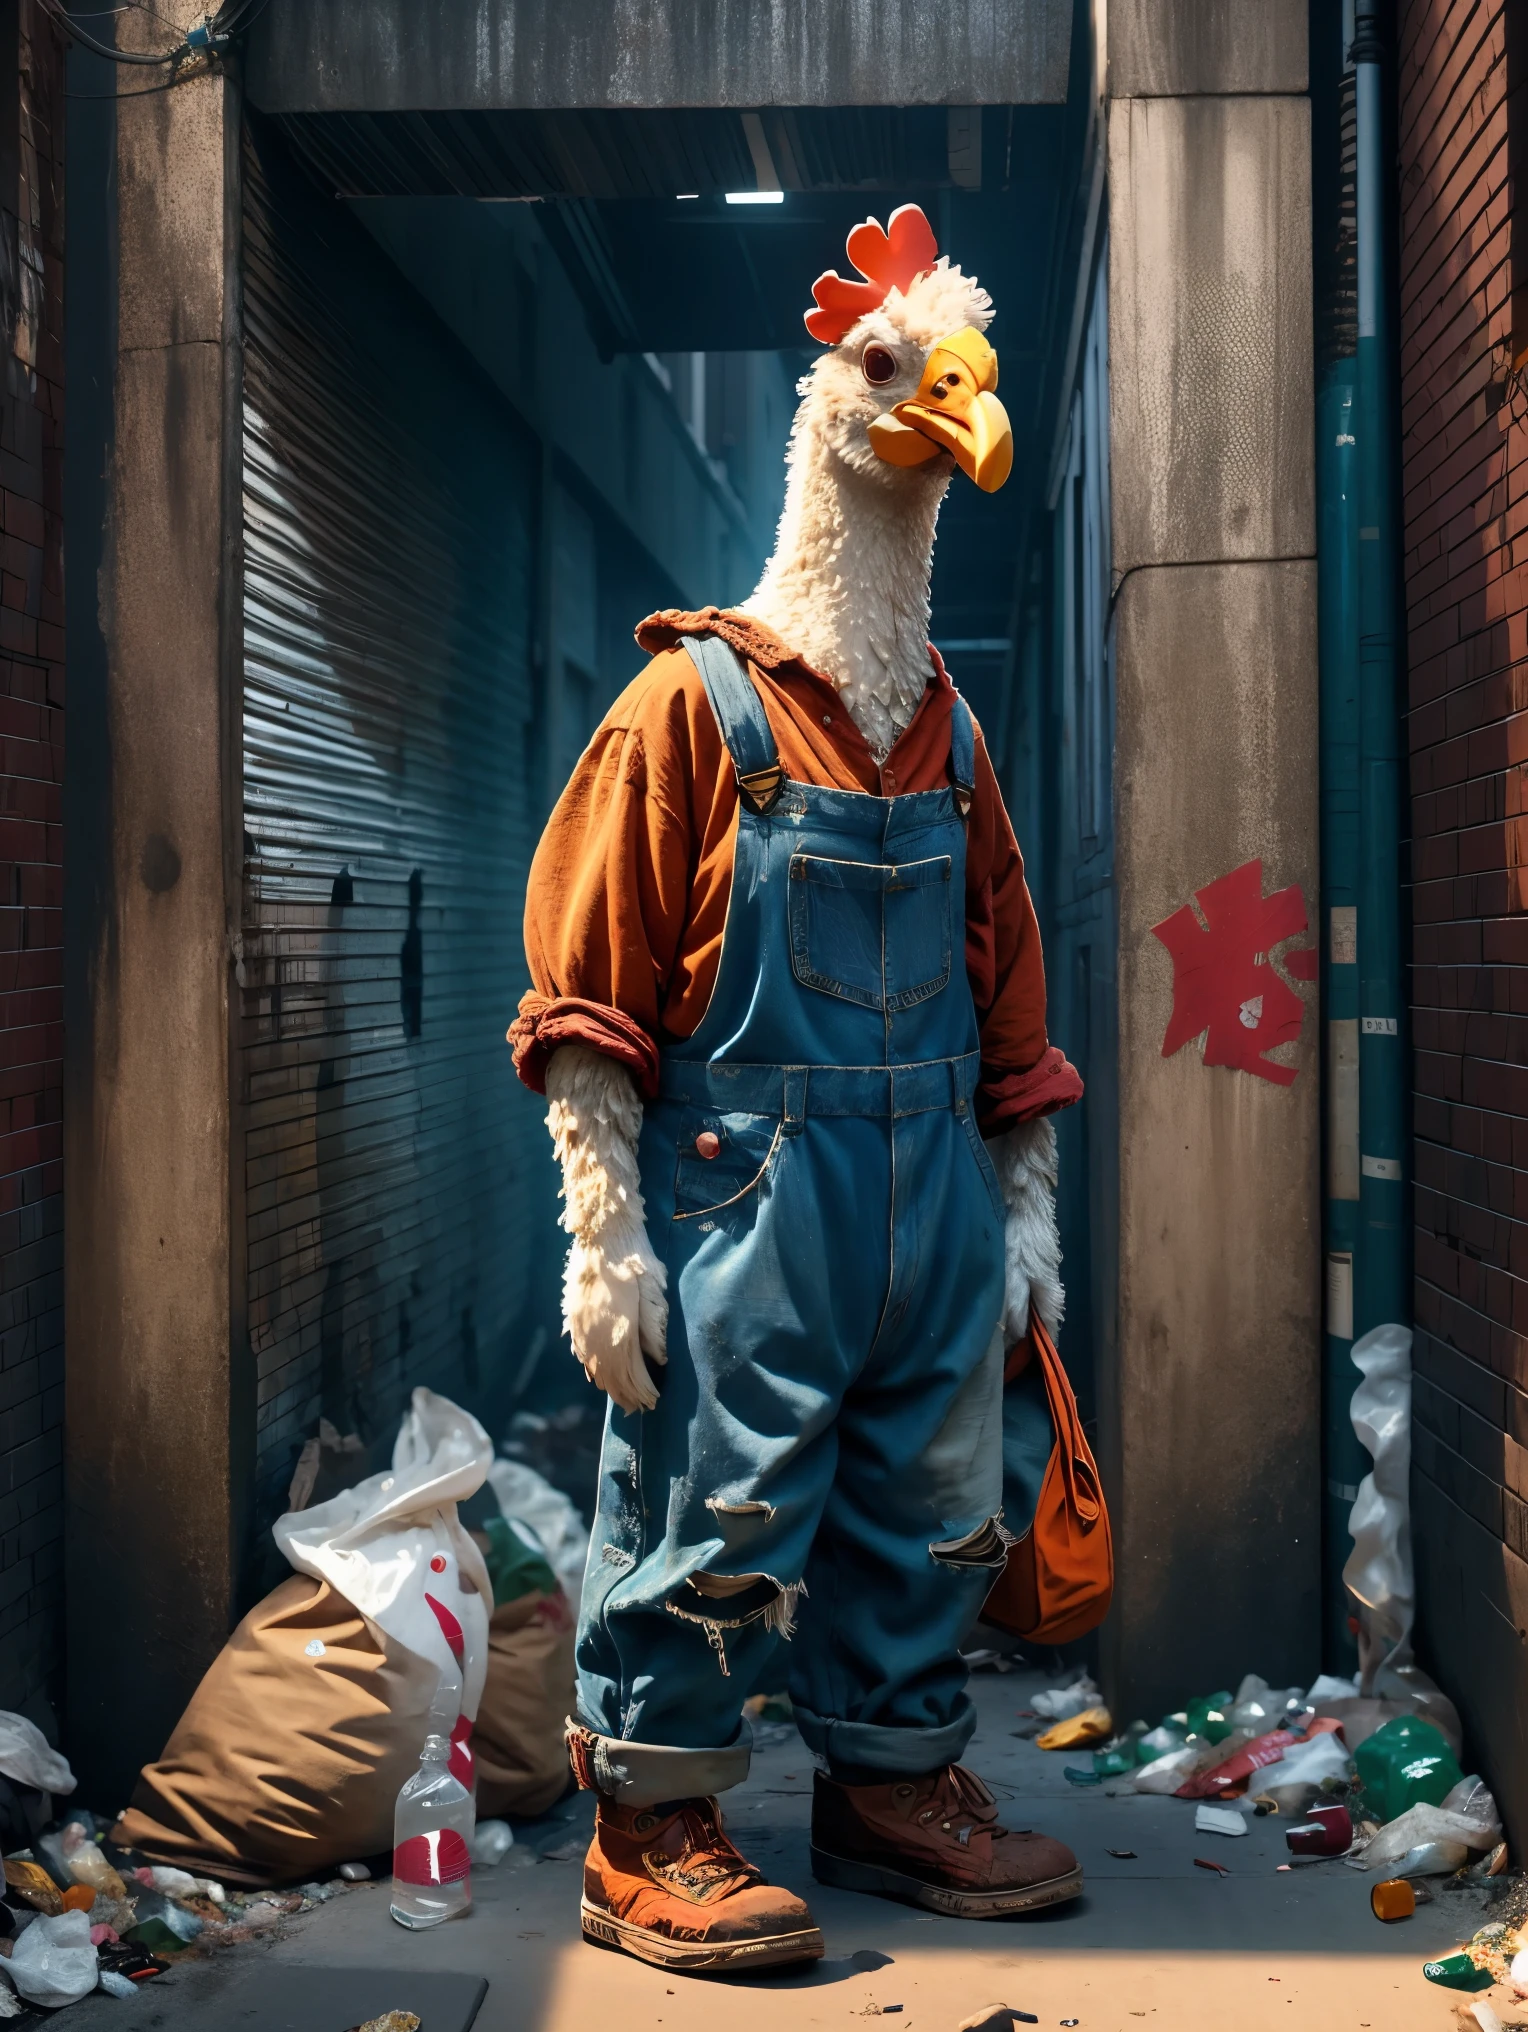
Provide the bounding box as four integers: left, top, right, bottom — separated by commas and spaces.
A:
695, 1131, 721, 1159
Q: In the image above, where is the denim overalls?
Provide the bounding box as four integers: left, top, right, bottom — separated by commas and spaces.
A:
574, 634, 1007, 1797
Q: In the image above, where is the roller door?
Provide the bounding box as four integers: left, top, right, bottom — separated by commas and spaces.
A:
239, 119, 555, 1566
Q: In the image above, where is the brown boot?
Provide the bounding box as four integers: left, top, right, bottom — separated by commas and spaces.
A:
810, 1763, 1082, 1917
581, 1794, 825, 1972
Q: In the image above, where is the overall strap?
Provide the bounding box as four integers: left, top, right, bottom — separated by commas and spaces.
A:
949, 692, 976, 820
681, 635, 785, 815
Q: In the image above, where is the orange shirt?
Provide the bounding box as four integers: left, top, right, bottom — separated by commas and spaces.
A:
512, 610, 1080, 1133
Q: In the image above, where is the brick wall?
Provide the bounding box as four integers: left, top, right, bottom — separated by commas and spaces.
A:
1400, 0, 1528, 1831
0, 0, 64, 1724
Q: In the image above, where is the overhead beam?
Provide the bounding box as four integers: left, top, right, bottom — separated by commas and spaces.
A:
245, 0, 1072, 114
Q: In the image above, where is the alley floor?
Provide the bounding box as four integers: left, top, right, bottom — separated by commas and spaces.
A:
55, 1670, 1505, 2032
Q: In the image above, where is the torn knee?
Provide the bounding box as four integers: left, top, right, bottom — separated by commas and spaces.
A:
668, 1571, 809, 1674
929, 1514, 1013, 1569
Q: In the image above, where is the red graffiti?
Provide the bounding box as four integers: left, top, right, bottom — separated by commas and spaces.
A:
1150, 859, 1313, 1087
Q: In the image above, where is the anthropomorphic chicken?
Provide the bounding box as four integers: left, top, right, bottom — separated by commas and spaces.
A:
512, 205, 1083, 1973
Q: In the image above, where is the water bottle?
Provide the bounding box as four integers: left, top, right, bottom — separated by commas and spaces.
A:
389, 1731, 474, 1928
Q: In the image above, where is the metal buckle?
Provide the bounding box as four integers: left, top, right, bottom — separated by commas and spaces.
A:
737, 765, 785, 815
953, 782, 973, 820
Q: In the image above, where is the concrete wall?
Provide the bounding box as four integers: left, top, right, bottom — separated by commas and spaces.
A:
245, 0, 1072, 113
1397, 0, 1528, 1840
1103, 7, 1321, 1717
62, 9, 244, 1801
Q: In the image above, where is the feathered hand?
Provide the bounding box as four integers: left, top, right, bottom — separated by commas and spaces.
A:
545, 1046, 668, 1413
985, 1115, 1064, 1344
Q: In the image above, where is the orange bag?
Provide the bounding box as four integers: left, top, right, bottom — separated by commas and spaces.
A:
981, 1319, 1113, 1645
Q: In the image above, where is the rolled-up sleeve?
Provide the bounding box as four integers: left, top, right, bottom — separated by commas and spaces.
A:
964, 727, 1084, 1134
511, 668, 700, 1098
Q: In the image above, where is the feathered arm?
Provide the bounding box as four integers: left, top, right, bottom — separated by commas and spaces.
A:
545, 1044, 668, 1413
986, 1115, 1064, 1343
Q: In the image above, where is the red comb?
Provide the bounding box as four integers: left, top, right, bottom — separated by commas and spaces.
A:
804, 204, 940, 345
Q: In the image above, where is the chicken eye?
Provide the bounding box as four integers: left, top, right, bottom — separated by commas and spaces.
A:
861, 344, 898, 387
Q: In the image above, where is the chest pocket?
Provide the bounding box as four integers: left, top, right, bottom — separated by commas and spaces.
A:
788, 852, 952, 1012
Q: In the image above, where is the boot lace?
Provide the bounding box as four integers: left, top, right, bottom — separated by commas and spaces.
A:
914, 1764, 1006, 1847
643, 1801, 763, 1903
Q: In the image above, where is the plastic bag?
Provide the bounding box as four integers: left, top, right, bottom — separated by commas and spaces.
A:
1030, 1673, 1100, 1721
1035, 1706, 1112, 1751
116, 1391, 494, 1887
1441, 1775, 1501, 1832
1131, 1744, 1200, 1794
1395, 1839, 1469, 1877
1358, 1799, 1502, 1873
1247, 1727, 1354, 1813
470, 1819, 514, 1866
1307, 1672, 1359, 1702
1177, 1719, 1344, 1800
1135, 1720, 1188, 1764
1227, 1676, 1307, 1731
37, 1821, 128, 1901
1092, 1724, 1146, 1776
5, 1908, 98, 2007
486, 1459, 589, 1597
1342, 1323, 1414, 1693
0, 1711, 74, 1796
1355, 1715, 1461, 1824
1132, 1732, 1254, 1795
277, 1389, 493, 1731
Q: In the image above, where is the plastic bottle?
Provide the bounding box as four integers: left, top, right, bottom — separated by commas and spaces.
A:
389, 1732, 473, 1929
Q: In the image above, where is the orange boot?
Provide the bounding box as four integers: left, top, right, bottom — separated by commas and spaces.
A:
810, 1763, 1082, 1917
581, 1794, 825, 1973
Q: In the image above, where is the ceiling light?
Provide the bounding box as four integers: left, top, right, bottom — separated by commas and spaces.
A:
676, 193, 699, 200
725, 191, 784, 205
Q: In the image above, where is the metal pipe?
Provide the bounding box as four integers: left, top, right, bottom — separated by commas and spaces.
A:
1316, 0, 1367, 1672
1351, 0, 1409, 1342
1318, 351, 1365, 1670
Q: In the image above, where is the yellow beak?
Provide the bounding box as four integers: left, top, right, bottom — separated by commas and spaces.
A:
866, 327, 1014, 493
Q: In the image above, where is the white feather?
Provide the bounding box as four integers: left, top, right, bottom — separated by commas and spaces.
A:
545, 1045, 667, 1412
986, 1115, 1064, 1341
741, 263, 993, 763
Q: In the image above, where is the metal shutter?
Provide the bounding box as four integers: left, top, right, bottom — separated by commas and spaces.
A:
239, 120, 555, 1565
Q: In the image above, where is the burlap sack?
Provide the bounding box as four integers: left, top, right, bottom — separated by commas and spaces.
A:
112, 1576, 441, 1887
473, 1588, 576, 1819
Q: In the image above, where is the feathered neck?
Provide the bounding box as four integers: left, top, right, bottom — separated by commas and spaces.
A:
740, 424, 950, 764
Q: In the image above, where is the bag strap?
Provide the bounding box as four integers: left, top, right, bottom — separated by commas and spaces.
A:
682, 634, 785, 815
1007, 1320, 1102, 1526
949, 693, 975, 820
